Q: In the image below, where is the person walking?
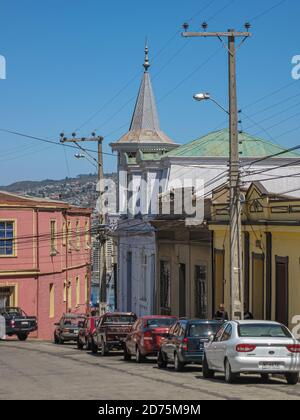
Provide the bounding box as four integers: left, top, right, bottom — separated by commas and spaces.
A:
214, 304, 229, 321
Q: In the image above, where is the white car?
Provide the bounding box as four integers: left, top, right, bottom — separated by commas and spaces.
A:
203, 320, 300, 385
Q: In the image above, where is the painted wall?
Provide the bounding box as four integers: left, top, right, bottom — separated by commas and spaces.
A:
117, 230, 156, 316
156, 232, 212, 319
212, 226, 300, 331
0, 206, 91, 340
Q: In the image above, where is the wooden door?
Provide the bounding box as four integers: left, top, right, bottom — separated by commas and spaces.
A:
276, 257, 289, 326
252, 254, 264, 320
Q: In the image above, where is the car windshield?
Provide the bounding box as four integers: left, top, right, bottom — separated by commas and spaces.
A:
146, 318, 176, 328
64, 318, 85, 327
188, 323, 221, 337
104, 316, 136, 324
1, 308, 25, 317
238, 323, 292, 338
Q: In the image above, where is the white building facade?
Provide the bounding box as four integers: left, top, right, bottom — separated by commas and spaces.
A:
110, 46, 177, 315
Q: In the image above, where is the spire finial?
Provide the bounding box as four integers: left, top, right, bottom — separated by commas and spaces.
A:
143, 39, 150, 72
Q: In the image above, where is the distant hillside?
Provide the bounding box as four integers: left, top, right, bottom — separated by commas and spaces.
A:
0, 173, 117, 209
0, 173, 117, 192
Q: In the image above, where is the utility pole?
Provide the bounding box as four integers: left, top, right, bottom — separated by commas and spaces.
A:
182, 24, 251, 320
60, 133, 107, 316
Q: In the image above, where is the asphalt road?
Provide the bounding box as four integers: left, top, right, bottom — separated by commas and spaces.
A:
0, 340, 299, 400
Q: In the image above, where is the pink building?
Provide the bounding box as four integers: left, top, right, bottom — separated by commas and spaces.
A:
0, 191, 92, 340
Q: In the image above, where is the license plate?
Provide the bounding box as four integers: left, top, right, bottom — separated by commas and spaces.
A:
260, 362, 284, 370
21, 322, 29, 326
73, 330, 78, 334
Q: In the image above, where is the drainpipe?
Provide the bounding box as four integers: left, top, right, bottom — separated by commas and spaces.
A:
64, 211, 68, 313
35, 208, 40, 338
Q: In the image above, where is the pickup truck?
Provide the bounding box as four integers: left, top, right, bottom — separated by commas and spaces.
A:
91, 312, 137, 356
0, 307, 38, 341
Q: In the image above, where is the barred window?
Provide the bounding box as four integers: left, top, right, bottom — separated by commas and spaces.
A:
160, 261, 171, 315
195, 265, 207, 319
50, 220, 57, 255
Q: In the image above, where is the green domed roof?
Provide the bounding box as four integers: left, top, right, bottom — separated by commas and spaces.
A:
166, 129, 299, 159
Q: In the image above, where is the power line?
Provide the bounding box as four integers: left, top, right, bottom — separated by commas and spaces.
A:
247, 0, 288, 23
71, 0, 219, 135
0, 128, 116, 157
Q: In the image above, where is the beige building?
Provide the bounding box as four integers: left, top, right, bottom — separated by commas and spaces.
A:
209, 182, 300, 330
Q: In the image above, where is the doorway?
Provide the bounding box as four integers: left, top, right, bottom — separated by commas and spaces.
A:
214, 250, 224, 315
252, 253, 265, 320
179, 264, 186, 318
195, 265, 208, 319
126, 252, 132, 312
276, 256, 289, 326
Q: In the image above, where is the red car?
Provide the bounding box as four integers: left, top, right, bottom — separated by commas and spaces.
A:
77, 316, 100, 350
124, 316, 177, 363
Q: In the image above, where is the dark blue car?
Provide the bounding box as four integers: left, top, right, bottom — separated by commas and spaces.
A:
157, 319, 223, 371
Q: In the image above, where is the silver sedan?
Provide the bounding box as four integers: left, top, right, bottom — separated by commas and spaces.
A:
203, 320, 300, 385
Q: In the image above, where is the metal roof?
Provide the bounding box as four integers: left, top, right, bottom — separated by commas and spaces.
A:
165, 128, 300, 158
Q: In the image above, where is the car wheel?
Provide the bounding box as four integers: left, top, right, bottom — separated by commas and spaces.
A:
136, 346, 144, 363
285, 372, 299, 385
224, 359, 237, 384
123, 345, 132, 361
54, 334, 59, 344
261, 373, 270, 382
202, 354, 215, 379
77, 339, 84, 350
101, 339, 108, 356
174, 353, 184, 372
17, 332, 28, 341
91, 339, 98, 354
157, 350, 168, 369
86, 338, 91, 351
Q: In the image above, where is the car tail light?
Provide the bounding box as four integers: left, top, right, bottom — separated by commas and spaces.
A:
143, 331, 153, 341
236, 344, 256, 353
63, 328, 70, 333
181, 337, 189, 351
287, 344, 300, 353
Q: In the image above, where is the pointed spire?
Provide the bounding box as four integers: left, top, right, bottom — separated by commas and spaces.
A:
114, 42, 174, 145
143, 39, 150, 72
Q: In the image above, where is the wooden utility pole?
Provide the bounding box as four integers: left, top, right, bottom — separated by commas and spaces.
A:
60, 133, 107, 315
182, 27, 251, 320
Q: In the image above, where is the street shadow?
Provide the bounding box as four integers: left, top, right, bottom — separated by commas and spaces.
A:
194, 374, 288, 386
152, 365, 202, 374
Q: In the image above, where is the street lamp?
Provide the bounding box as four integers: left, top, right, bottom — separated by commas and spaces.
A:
193, 92, 229, 115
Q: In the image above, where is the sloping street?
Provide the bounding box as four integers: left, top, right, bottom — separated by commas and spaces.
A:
0, 340, 299, 401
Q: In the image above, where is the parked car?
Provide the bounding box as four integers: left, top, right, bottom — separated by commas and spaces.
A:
124, 315, 177, 363
0, 307, 38, 341
92, 312, 137, 356
157, 319, 223, 371
203, 320, 300, 385
77, 316, 100, 350
54, 313, 86, 345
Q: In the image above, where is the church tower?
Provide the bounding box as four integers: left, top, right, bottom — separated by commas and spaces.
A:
110, 44, 177, 216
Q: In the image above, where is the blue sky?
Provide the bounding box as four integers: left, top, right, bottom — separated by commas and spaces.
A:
0, 0, 299, 185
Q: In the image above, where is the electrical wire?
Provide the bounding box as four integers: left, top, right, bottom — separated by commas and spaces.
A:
247, 0, 288, 23
0, 128, 116, 157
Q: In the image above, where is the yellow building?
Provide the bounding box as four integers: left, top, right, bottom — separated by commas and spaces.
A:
209, 182, 300, 330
